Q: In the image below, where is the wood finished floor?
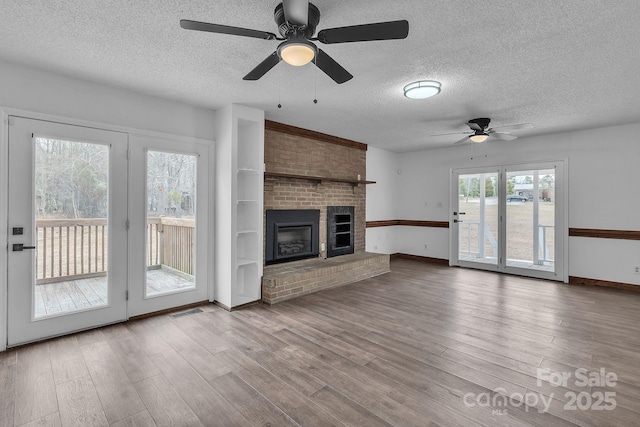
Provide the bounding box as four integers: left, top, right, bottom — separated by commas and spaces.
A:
2, 258, 640, 426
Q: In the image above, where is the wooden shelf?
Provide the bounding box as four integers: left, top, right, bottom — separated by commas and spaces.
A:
264, 171, 375, 185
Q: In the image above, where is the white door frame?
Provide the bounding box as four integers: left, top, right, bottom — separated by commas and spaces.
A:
1, 107, 214, 351
1, 111, 9, 351
450, 160, 568, 282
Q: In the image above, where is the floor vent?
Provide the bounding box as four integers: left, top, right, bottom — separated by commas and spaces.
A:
170, 308, 203, 318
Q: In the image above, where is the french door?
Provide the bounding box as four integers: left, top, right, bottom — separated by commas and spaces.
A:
7, 117, 128, 346
6, 118, 211, 347
451, 162, 565, 281
127, 135, 210, 317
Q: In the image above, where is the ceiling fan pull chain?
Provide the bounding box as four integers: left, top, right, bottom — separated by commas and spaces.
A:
278, 68, 282, 108
313, 64, 318, 104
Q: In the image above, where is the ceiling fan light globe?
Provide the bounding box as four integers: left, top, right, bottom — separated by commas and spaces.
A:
279, 42, 316, 66
469, 134, 489, 143
403, 80, 441, 99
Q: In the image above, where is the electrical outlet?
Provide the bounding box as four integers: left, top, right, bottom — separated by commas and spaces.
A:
424, 244, 428, 250
374, 245, 379, 251
634, 266, 640, 275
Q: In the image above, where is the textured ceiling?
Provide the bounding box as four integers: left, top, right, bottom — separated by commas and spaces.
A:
1, 0, 639, 151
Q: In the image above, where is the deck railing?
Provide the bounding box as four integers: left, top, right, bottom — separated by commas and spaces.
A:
154, 217, 195, 275
35, 217, 194, 284
458, 221, 498, 259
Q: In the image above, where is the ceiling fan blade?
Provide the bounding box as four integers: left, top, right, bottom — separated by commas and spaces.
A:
283, 0, 309, 26
430, 131, 471, 137
454, 135, 470, 145
491, 123, 534, 132
314, 49, 353, 84
317, 20, 409, 44
467, 122, 483, 131
243, 52, 281, 81
180, 20, 277, 40
491, 132, 518, 141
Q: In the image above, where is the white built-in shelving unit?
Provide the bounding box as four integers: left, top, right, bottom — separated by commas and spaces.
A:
214, 105, 264, 308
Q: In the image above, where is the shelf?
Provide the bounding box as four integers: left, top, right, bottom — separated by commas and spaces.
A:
237, 168, 260, 173
237, 232, 259, 263
264, 171, 376, 186
237, 171, 260, 200
214, 105, 264, 309
237, 121, 261, 172
237, 201, 259, 231
237, 229, 259, 235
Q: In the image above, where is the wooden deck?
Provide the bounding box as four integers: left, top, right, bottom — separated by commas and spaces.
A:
34, 269, 194, 318
459, 255, 555, 272
5, 258, 640, 426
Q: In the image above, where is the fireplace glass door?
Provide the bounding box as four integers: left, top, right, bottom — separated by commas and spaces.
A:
277, 225, 312, 258
265, 209, 320, 264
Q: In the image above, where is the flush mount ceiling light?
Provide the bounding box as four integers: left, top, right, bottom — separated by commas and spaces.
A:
278, 39, 317, 66
403, 80, 441, 99
469, 134, 489, 143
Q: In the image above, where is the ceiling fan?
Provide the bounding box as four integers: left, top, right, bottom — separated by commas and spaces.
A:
180, 0, 409, 84
431, 118, 534, 144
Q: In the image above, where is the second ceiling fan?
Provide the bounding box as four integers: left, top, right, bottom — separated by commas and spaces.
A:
180, 0, 409, 84
432, 118, 534, 144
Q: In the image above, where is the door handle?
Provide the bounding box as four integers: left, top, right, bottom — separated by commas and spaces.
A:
454, 219, 463, 223
453, 212, 466, 216
12, 244, 36, 252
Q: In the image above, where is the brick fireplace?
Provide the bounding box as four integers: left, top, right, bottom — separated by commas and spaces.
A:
262, 121, 390, 304
264, 122, 366, 257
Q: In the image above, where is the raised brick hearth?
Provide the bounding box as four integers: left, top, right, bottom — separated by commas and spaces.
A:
262, 252, 390, 304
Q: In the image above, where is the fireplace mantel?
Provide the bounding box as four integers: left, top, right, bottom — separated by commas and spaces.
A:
264, 171, 376, 186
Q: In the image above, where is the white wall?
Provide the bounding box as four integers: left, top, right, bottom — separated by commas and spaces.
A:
367, 122, 640, 286
366, 147, 399, 254
0, 59, 215, 140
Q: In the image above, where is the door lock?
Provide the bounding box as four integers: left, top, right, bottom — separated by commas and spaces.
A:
12, 244, 36, 252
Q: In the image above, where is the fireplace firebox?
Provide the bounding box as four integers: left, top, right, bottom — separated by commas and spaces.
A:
327, 206, 355, 258
266, 209, 320, 264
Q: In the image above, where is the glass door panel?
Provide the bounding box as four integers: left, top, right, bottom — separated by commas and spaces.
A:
457, 171, 499, 267
506, 168, 555, 272
128, 135, 209, 317
145, 150, 197, 297
34, 138, 110, 318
